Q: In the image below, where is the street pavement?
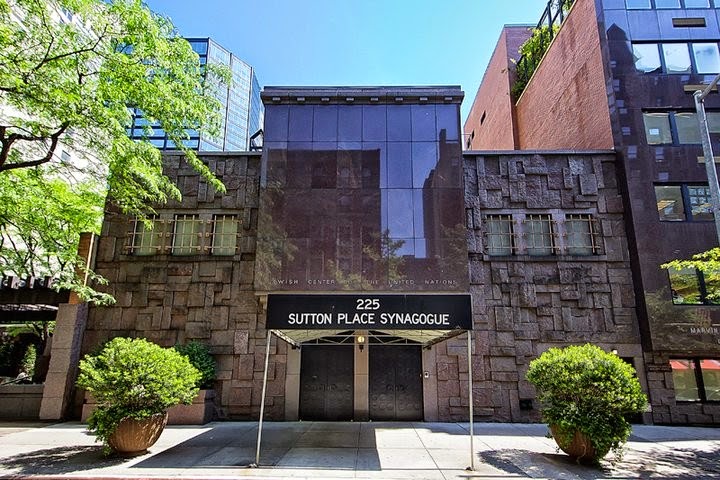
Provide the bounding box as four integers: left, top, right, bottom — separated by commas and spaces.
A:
0, 421, 719, 479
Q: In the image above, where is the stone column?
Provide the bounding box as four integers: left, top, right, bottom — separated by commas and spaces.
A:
39, 232, 97, 420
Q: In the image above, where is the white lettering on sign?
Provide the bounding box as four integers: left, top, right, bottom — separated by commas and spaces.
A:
288, 313, 333, 326
379, 312, 450, 327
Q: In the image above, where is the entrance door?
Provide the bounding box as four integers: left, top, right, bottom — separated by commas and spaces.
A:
299, 345, 354, 420
369, 345, 423, 421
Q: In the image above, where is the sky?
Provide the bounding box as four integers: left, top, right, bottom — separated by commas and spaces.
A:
144, 0, 544, 124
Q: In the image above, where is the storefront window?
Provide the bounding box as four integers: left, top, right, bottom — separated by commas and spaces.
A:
671, 359, 700, 401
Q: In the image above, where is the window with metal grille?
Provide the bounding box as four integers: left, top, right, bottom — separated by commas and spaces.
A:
127, 217, 167, 255
211, 215, 239, 255
524, 214, 556, 256
485, 214, 515, 256
172, 214, 202, 255
565, 214, 599, 255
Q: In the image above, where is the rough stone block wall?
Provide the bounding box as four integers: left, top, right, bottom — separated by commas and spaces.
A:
445, 151, 643, 422
84, 152, 286, 420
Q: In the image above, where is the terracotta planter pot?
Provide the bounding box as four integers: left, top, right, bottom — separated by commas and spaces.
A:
107, 412, 168, 456
550, 425, 597, 462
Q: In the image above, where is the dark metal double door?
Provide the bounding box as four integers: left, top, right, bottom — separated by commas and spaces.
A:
299, 345, 354, 420
369, 345, 423, 421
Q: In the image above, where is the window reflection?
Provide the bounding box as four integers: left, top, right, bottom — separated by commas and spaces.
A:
257, 98, 466, 291
633, 44, 661, 73
692, 43, 720, 74
655, 185, 686, 221
662, 43, 691, 74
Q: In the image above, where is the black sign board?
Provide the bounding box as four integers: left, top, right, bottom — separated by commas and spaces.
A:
266, 294, 472, 330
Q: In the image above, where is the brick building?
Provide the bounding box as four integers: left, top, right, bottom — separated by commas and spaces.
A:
465, 0, 720, 424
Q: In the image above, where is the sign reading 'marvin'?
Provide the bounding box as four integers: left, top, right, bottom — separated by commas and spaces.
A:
266, 294, 472, 330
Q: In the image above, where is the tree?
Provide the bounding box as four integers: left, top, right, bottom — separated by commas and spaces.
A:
0, 0, 228, 301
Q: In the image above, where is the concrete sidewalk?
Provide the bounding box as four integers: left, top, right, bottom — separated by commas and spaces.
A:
0, 421, 719, 479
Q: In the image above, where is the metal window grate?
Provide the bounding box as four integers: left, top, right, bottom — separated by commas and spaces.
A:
125, 217, 169, 255
484, 214, 516, 256
211, 215, 240, 255
564, 214, 600, 255
523, 214, 558, 255
172, 214, 203, 255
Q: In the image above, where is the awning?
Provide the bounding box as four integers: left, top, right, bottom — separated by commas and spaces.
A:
253, 293, 477, 470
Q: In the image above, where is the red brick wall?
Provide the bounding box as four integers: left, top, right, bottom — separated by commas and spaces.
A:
464, 26, 531, 151
516, 0, 613, 150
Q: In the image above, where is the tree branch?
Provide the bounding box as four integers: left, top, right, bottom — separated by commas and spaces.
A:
0, 123, 70, 172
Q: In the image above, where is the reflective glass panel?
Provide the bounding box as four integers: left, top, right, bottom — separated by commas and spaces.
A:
687, 185, 713, 221
633, 44, 661, 73
675, 112, 701, 144
655, 0, 680, 7
701, 360, 720, 401
662, 43, 691, 73
692, 43, 720, 74
313, 106, 338, 142
387, 143, 412, 188
669, 267, 702, 304
411, 105, 436, 141
362, 105, 387, 141
655, 185, 686, 221
684, 0, 710, 7
671, 360, 700, 401
643, 112, 672, 144
387, 105, 412, 141
625, 0, 651, 7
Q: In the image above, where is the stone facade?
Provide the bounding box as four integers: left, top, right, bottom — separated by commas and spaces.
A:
78, 149, 644, 423
83, 152, 286, 420
460, 151, 643, 422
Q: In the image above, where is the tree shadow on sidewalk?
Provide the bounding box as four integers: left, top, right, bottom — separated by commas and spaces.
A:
477, 443, 720, 480
0, 445, 127, 475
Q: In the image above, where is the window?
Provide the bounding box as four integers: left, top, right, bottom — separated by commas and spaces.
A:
671, 359, 720, 402
643, 111, 720, 145
655, 184, 713, 221
211, 215, 239, 256
634, 42, 720, 74
524, 214, 556, 256
565, 214, 599, 255
628, 0, 712, 7
632, 44, 661, 73
674, 112, 701, 144
128, 217, 167, 255
642, 112, 672, 144
172, 214, 201, 255
668, 266, 719, 304
663, 43, 692, 73
655, 185, 686, 221
485, 215, 515, 256
669, 266, 703, 304
626, 0, 651, 7
692, 43, 720, 74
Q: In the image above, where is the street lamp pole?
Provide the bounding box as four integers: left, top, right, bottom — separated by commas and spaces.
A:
694, 73, 720, 245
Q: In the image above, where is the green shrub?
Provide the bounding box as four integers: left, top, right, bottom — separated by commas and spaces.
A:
77, 337, 200, 446
174, 341, 216, 389
526, 344, 647, 462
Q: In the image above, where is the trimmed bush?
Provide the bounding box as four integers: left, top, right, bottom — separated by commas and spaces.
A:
526, 344, 647, 462
77, 337, 200, 446
174, 341, 216, 389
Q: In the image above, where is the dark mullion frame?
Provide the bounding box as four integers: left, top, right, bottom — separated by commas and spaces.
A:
693, 359, 709, 402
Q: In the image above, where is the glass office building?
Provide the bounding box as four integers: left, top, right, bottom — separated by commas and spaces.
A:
128, 38, 263, 151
